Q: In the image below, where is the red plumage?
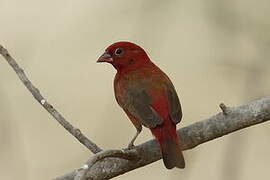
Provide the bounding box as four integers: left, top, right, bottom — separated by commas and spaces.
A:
97, 42, 185, 169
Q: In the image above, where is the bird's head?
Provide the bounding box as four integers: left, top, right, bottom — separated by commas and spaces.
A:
97, 41, 150, 71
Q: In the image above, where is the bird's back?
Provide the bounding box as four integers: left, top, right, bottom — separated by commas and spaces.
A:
114, 63, 179, 123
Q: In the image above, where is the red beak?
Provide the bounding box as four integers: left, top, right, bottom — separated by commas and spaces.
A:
97, 52, 113, 63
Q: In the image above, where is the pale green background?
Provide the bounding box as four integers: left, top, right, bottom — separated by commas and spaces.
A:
0, 0, 269, 179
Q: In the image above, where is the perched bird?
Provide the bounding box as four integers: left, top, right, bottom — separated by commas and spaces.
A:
97, 42, 185, 169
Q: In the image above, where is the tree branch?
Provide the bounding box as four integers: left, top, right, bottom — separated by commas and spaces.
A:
73, 149, 140, 180
1, 44, 270, 180
0, 44, 102, 154
55, 98, 270, 180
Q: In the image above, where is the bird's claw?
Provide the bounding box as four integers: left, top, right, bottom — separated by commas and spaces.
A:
127, 143, 135, 150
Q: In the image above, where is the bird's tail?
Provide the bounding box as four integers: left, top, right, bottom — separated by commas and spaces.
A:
151, 119, 185, 169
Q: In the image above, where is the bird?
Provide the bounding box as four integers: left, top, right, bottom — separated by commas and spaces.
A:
97, 41, 185, 169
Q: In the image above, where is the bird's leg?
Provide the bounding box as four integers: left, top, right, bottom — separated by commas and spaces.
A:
127, 128, 142, 149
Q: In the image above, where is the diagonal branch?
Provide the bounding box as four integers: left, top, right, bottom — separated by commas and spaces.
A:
56, 97, 270, 180
0, 44, 102, 154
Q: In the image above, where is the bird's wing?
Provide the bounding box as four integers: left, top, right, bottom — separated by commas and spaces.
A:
124, 89, 163, 128
166, 83, 182, 124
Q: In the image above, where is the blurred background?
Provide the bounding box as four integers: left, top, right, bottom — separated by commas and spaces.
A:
0, 0, 270, 179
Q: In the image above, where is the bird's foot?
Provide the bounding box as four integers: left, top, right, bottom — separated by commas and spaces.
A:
127, 143, 135, 150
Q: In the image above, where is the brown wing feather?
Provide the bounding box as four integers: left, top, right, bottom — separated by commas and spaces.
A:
124, 89, 163, 128
166, 83, 182, 124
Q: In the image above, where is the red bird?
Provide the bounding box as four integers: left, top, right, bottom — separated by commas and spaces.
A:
97, 42, 185, 169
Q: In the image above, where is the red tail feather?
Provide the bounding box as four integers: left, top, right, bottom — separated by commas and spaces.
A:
151, 118, 185, 169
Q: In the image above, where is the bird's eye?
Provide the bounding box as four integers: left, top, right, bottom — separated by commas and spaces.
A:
114, 48, 123, 56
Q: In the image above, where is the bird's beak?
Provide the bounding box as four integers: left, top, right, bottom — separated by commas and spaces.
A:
97, 52, 113, 63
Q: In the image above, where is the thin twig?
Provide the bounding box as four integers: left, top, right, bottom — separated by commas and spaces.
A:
219, 103, 230, 115
0, 44, 102, 154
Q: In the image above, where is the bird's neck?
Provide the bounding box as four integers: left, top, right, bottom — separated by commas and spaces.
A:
115, 61, 154, 76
